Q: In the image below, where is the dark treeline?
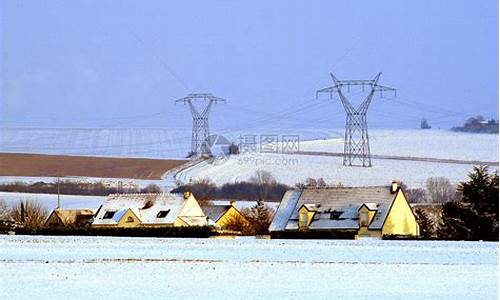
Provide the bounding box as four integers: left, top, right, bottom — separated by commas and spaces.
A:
171, 171, 289, 202
451, 115, 499, 134
0, 181, 162, 196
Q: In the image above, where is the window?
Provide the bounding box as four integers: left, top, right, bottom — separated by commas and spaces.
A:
126, 216, 134, 223
359, 212, 369, 226
330, 210, 342, 220
299, 212, 308, 228
103, 211, 116, 219
156, 210, 170, 218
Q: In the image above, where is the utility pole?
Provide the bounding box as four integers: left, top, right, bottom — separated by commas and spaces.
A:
56, 177, 61, 209
175, 93, 226, 157
316, 72, 396, 167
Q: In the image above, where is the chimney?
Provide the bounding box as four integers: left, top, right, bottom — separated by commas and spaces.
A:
390, 180, 400, 194
183, 191, 192, 199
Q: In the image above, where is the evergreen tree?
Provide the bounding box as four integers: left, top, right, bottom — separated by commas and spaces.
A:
440, 166, 499, 241
414, 208, 435, 239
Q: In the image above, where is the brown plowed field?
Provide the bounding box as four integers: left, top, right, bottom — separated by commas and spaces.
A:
0, 153, 188, 180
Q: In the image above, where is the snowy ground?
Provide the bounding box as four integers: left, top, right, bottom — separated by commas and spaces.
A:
301, 129, 498, 162
0, 236, 497, 300
0, 192, 105, 211
180, 129, 498, 188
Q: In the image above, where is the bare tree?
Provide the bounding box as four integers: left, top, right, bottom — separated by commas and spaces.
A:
0, 199, 9, 220
249, 170, 277, 200
9, 200, 48, 228
426, 177, 457, 203
406, 188, 428, 203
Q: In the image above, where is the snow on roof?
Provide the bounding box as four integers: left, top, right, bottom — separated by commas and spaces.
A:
92, 193, 187, 225
276, 186, 396, 231
49, 209, 95, 225
205, 200, 279, 212
269, 190, 301, 232
360, 202, 378, 211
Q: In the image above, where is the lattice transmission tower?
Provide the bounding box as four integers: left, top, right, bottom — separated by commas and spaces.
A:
316, 72, 396, 167
175, 93, 226, 157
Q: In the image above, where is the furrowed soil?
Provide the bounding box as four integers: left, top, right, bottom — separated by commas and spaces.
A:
0, 153, 187, 179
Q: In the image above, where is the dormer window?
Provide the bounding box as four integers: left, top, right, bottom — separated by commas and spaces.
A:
299, 212, 308, 228
156, 210, 170, 218
360, 211, 369, 226
103, 211, 116, 219
330, 210, 342, 220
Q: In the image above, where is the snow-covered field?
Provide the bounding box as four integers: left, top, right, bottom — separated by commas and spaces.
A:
0, 192, 105, 211
180, 129, 498, 188
301, 129, 498, 161
0, 236, 497, 299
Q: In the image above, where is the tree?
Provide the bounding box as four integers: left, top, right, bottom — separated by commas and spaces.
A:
439, 166, 499, 241
249, 170, 277, 201
414, 208, 435, 239
426, 177, 457, 203
223, 213, 254, 235
141, 184, 162, 193
0, 199, 9, 220
9, 200, 48, 229
243, 200, 274, 235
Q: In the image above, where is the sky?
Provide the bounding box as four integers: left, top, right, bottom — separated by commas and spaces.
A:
0, 0, 498, 132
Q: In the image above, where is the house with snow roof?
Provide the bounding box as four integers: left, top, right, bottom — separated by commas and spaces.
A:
269, 181, 419, 239
92, 192, 208, 228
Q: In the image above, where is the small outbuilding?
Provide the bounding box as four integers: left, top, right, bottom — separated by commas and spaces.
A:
269, 181, 419, 239
45, 209, 95, 227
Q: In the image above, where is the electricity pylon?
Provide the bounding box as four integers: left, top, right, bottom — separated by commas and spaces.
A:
316, 72, 396, 167
175, 93, 226, 157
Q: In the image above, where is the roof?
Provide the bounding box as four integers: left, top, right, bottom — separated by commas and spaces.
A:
205, 200, 279, 212
269, 190, 301, 232
48, 209, 95, 226
202, 204, 231, 222
92, 193, 190, 226
272, 186, 397, 231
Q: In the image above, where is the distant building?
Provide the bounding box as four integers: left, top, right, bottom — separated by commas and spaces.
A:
45, 209, 95, 227
420, 118, 431, 129
202, 201, 249, 229
92, 192, 207, 228
269, 181, 419, 239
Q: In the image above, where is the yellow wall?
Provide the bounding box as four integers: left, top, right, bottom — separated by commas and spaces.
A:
217, 206, 248, 228
356, 227, 382, 239
178, 194, 205, 219
117, 209, 141, 228
381, 190, 420, 236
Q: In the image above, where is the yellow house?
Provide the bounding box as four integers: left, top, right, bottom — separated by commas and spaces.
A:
92, 192, 207, 228
202, 201, 249, 229
269, 181, 419, 239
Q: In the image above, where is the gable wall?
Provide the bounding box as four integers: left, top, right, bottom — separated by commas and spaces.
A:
217, 206, 248, 227
382, 190, 419, 236
117, 209, 141, 228
178, 194, 205, 217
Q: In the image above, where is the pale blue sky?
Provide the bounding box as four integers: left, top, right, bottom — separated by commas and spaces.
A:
1, 0, 498, 130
